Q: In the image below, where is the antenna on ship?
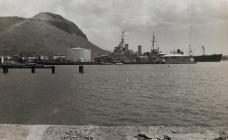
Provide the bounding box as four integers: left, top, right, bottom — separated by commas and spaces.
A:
151, 33, 155, 52
188, 0, 193, 56
202, 45, 205, 55
120, 27, 125, 48
189, 44, 193, 56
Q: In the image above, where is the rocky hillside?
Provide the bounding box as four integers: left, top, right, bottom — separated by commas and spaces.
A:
0, 12, 109, 57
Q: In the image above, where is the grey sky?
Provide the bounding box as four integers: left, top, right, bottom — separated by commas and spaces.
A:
0, 0, 227, 54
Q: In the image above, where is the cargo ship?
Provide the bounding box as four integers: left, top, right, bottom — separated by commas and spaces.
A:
192, 46, 222, 62
193, 54, 222, 62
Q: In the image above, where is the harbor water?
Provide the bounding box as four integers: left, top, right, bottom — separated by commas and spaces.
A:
0, 62, 228, 126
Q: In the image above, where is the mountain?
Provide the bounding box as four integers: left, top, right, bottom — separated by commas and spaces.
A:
0, 16, 25, 33
0, 12, 109, 58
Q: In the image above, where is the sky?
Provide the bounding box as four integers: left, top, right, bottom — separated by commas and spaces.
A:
0, 0, 228, 55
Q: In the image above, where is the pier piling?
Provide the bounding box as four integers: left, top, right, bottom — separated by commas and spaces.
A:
51, 66, 55, 74
31, 66, 35, 73
2, 66, 8, 73
79, 65, 84, 73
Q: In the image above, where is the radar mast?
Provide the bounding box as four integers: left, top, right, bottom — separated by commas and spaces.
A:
120, 29, 125, 48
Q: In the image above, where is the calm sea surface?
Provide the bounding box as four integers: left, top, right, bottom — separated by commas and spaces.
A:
0, 62, 228, 126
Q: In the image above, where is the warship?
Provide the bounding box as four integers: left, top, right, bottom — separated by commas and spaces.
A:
95, 30, 196, 64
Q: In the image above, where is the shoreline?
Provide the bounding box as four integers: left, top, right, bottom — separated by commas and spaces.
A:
0, 124, 227, 140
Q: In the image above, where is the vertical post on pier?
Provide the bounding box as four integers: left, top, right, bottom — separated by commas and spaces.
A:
3, 66, 8, 73
1, 56, 4, 64
79, 65, 84, 73
51, 66, 55, 74
31, 66, 35, 73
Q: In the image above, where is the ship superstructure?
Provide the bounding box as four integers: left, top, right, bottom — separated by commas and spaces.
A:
112, 30, 136, 63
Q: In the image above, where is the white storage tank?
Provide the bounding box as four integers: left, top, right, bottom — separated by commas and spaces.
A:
66, 48, 91, 62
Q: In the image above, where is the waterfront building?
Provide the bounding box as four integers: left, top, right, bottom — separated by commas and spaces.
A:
94, 54, 112, 63
53, 54, 66, 62
53, 54, 66, 60
40, 56, 50, 60
66, 48, 91, 62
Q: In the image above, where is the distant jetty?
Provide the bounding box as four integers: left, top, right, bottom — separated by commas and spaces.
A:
0, 64, 55, 74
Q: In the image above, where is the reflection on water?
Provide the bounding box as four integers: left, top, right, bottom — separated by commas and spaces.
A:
0, 62, 228, 126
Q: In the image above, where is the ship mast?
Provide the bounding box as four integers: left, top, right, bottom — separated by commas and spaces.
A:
188, 0, 193, 56
202, 45, 205, 55
151, 34, 155, 52
189, 44, 193, 56
120, 30, 125, 48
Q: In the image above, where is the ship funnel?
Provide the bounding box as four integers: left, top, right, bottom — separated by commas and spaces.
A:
138, 45, 142, 56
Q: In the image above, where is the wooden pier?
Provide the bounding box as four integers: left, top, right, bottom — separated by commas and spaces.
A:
0, 64, 55, 74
